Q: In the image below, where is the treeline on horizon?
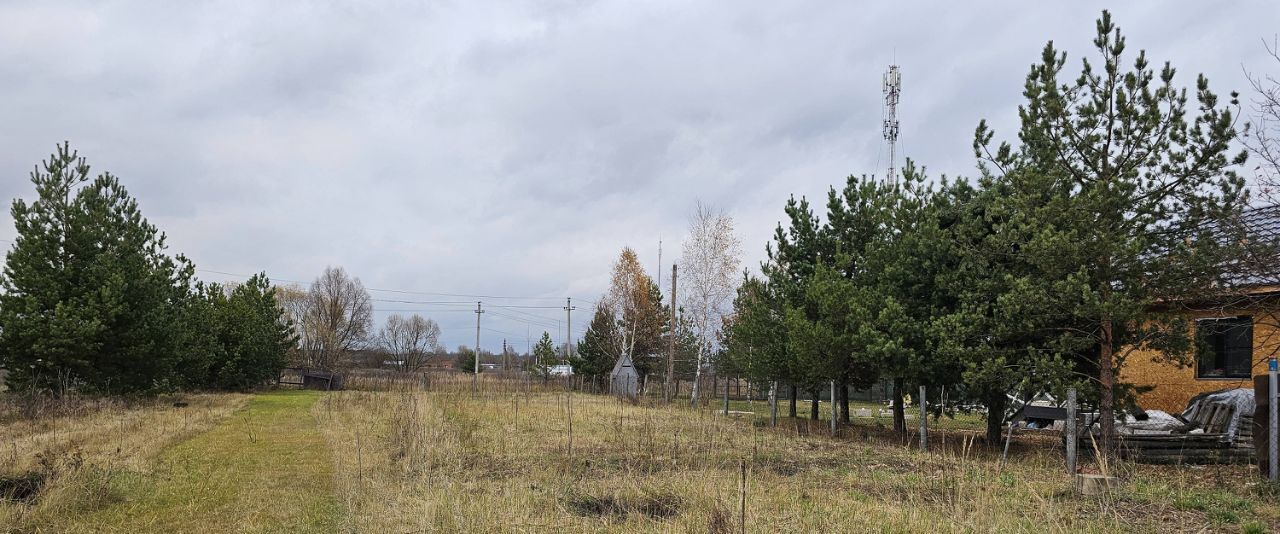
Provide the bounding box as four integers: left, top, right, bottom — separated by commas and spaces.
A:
0, 142, 580, 394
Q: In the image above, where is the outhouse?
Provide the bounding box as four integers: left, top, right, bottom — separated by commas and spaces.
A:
609, 353, 639, 400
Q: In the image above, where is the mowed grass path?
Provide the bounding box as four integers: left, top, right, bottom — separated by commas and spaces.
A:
63, 390, 342, 533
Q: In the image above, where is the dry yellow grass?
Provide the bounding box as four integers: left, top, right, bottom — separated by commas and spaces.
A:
316, 381, 1280, 533
4, 379, 1279, 532
0, 393, 247, 530
0, 393, 248, 474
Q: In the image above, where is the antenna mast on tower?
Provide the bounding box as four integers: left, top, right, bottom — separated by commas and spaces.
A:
882, 65, 902, 184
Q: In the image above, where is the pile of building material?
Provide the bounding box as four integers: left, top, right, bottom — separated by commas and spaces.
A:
1113, 388, 1255, 464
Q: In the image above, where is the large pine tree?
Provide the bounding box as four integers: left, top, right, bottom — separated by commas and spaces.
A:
0, 143, 196, 394
974, 12, 1248, 450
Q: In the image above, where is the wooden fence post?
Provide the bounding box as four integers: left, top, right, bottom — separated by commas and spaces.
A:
830, 381, 837, 434
1066, 388, 1077, 475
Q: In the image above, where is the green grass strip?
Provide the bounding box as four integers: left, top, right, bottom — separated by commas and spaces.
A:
65, 390, 343, 533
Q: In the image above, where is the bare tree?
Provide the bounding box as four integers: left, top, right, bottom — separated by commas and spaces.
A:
680, 202, 742, 406
277, 283, 319, 366
379, 314, 443, 372
1245, 36, 1280, 200
283, 266, 373, 370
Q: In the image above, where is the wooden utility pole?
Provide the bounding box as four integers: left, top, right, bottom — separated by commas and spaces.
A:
666, 264, 677, 403
564, 297, 576, 364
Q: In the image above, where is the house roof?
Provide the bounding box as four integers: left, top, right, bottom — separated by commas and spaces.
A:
1190, 204, 1280, 289
1227, 204, 1280, 288
1240, 204, 1280, 242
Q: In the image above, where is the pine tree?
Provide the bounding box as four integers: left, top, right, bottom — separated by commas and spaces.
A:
973, 11, 1248, 450
206, 274, 296, 391
457, 347, 476, 374
532, 332, 557, 375
0, 144, 194, 394
573, 304, 621, 379
723, 275, 789, 391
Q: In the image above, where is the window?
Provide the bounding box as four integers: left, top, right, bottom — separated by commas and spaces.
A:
1195, 316, 1253, 379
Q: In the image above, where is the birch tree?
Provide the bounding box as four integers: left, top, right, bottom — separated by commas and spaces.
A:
680, 202, 742, 406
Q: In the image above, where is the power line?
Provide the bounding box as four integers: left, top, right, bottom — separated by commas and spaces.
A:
195, 267, 581, 303
370, 298, 475, 305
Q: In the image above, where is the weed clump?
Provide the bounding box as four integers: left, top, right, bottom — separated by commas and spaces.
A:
0, 472, 45, 503
565, 489, 682, 520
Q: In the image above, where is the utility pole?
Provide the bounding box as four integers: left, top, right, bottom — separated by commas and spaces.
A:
502, 339, 508, 371
666, 264, 677, 403
564, 297, 576, 364
473, 301, 484, 388
882, 64, 902, 184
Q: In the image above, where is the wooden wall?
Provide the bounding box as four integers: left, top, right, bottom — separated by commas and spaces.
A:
1122, 307, 1280, 413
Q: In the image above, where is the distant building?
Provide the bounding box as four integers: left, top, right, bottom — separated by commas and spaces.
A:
423, 354, 455, 370
547, 364, 573, 377
609, 354, 639, 400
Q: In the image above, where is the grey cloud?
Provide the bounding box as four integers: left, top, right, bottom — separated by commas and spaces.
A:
2, 1, 1278, 347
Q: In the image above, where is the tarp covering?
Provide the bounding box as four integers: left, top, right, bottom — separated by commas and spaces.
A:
1119, 410, 1183, 434
1181, 388, 1255, 441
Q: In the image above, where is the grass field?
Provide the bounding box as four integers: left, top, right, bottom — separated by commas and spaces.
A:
3, 382, 1280, 532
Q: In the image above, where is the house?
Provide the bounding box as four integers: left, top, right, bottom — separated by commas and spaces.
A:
1122, 205, 1280, 412
609, 354, 639, 400
423, 354, 455, 370
547, 364, 573, 376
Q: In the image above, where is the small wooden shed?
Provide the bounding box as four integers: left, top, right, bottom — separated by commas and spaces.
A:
609, 354, 639, 400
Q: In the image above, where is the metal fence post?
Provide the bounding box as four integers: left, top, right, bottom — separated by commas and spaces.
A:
919, 385, 928, 452
769, 380, 778, 428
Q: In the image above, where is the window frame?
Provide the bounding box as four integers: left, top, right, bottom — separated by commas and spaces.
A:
1194, 315, 1254, 380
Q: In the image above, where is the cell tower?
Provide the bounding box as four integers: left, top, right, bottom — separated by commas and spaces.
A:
882, 65, 902, 184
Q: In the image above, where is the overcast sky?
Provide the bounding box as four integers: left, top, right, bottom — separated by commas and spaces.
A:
1, 1, 1277, 351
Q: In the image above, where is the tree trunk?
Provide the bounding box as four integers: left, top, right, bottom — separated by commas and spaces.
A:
788, 385, 798, 418
985, 391, 1007, 445
1099, 317, 1116, 456
810, 389, 820, 420
838, 379, 850, 423
690, 346, 705, 407
892, 378, 905, 435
